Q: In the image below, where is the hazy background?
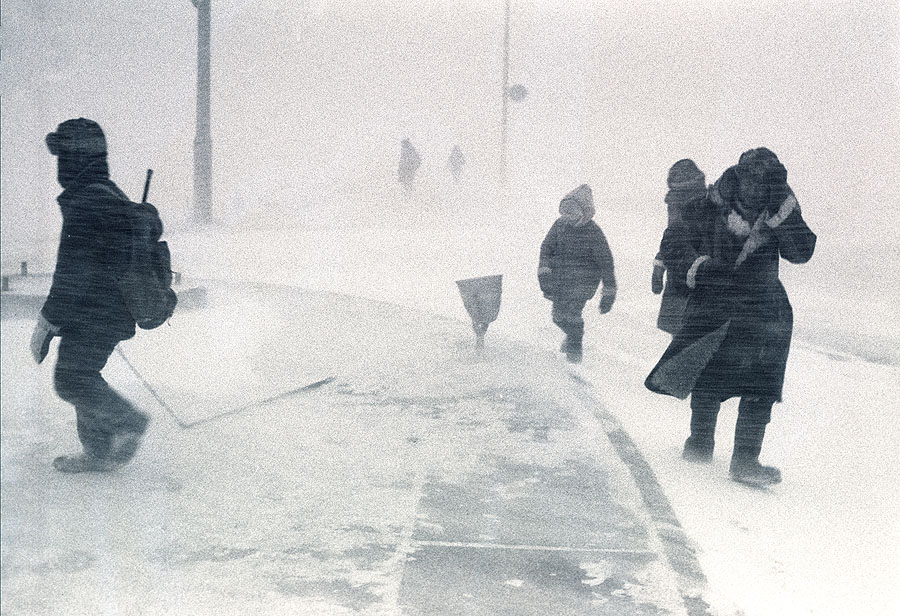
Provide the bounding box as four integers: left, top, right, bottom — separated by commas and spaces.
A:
2, 0, 899, 301
2, 4, 899, 613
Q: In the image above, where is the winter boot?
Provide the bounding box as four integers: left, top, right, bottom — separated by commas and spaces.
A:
559, 337, 570, 353
682, 436, 714, 463
730, 398, 779, 486
565, 343, 583, 364
729, 458, 782, 487
109, 430, 145, 464
683, 394, 719, 463
108, 412, 150, 464
52, 453, 120, 473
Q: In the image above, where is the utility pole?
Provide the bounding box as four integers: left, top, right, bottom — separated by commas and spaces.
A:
191, 0, 212, 221
500, 0, 510, 186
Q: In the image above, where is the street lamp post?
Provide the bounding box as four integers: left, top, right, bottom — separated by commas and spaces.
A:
191, 0, 212, 221
500, 0, 510, 186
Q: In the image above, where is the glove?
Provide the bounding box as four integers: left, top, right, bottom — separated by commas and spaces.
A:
651, 262, 665, 295
537, 266, 554, 299
30, 314, 59, 364
599, 286, 616, 314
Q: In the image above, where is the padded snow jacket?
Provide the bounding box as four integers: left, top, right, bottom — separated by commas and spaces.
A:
654, 189, 706, 334
42, 176, 136, 341
539, 219, 616, 302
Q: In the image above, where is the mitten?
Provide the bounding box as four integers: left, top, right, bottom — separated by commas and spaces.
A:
599, 286, 616, 314
30, 314, 59, 364
537, 266, 554, 299
764, 162, 790, 216
651, 261, 665, 295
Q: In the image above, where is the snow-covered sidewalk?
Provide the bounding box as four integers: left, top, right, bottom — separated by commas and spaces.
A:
2, 280, 704, 615
4, 209, 898, 615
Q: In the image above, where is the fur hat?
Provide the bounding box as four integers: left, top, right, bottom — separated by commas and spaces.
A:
736, 147, 787, 187
45, 118, 107, 157
667, 159, 705, 191
559, 184, 595, 223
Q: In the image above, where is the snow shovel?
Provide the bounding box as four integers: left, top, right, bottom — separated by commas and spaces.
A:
455, 274, 502, 351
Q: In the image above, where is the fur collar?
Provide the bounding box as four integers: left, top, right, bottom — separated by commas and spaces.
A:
726, 210, 752, 237
734, 211, 771, 268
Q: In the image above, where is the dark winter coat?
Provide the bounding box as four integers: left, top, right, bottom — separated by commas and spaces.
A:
42, 165, 136, 341
398, 140, 421, 186
539, 219, 616, 302
655, 189, 705, 334
645, 173, 816, 402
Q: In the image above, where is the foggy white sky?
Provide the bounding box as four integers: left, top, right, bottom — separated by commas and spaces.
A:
2, 0, 899, 281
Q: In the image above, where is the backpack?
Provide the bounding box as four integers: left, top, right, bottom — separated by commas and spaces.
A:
91, 181, 178, 329
119, 199, 178, 329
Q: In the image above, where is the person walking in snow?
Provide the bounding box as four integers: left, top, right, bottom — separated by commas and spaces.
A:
645, 148, 816, 487
652, 159, 708, 335
398, 138, 421, 191
448, 144, 465, 183
538, 184, 617, 364
31, 118, 150, 473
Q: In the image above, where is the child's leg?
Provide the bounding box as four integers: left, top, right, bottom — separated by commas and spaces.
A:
552, 298, 586, 362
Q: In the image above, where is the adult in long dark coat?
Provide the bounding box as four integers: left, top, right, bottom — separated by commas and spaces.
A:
538, 184, 617, 364
31, 118, 150, 473
652, 159, 707, 335
645, 148, 816, 487
448, 144, 465, 183
398, 138, 421, 190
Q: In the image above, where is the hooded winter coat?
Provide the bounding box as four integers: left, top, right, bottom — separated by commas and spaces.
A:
41, 158, 136, 341
655, 188, 707, 333
645, 167, 816, 402
539, 185, 616, 302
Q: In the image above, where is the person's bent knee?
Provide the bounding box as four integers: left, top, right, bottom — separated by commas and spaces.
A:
54, 370, 80, 403
54, 367, 97, 405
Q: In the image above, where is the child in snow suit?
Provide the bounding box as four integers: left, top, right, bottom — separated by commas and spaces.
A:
32, 118, 150, 473
538, 184, 617, 364
652, 159, 708, 335
645, 148, 816, 487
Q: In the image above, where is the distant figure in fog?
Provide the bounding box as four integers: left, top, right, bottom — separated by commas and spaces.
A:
645, 148, 816, 487
538, 184, 617, 364
652, 159, 707, 335
448, 145, 465, 183
33, 118, 150, 473
398, 138, 421, 191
